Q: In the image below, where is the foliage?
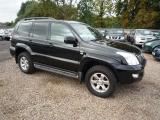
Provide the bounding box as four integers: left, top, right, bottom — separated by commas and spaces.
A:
15, 0, 77, 22
77, 0, 94, 25
116, 0, 160, 28
15, 0, 120, 28
14, 0, 160, 28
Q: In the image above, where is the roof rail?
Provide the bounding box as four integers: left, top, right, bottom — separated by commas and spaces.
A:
23, 17, 56, 21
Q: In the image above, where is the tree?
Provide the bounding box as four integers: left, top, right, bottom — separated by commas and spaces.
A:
16, 0, 77, 22
92, 0, 115, 27
15, 0, 39, 22
116, 0, 160, 28
77, 0, 94, 25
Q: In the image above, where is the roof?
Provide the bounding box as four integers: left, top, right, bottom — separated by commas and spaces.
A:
20, 17, 84, 25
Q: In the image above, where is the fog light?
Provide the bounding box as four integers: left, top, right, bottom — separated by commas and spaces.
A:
132, 74, 139, 79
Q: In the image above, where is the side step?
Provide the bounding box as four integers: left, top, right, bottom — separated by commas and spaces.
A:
34, 63, 78, 79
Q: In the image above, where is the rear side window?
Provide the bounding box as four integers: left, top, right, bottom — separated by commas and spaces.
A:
32, 22, 49, 40
17, 22, 32, 36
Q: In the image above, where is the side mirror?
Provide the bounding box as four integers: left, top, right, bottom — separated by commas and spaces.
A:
64, 36, 77, 46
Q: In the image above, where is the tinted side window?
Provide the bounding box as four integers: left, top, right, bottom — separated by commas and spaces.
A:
17, 22, 32, 36
33, 22, 49, 40
51, 23, 74, 42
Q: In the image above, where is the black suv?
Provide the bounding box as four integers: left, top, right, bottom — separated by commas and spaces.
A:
10, 17, 146, 98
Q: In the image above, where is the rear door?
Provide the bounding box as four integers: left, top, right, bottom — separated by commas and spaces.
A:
29, 21, 51, 65
13, 21, 32, 45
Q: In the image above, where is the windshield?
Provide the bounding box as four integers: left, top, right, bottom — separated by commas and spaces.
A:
136, 30, 153, 35
108, 29, 124, 34
71, 23, 103, 41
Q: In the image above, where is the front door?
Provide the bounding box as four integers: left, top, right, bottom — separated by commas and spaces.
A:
47, 22, 80, 72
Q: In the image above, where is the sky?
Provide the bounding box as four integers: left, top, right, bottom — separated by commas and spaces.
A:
0, 0, 27, 23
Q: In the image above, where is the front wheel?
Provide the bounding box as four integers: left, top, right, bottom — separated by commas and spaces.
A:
85, 65, 117, 98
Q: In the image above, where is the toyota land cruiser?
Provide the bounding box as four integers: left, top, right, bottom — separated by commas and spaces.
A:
10, 17, 146, 98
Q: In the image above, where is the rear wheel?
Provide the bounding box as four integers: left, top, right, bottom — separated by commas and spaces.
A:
85, 65, 117, 98
18, 52, 35, 74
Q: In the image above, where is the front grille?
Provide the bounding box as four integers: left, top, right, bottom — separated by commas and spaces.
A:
111, 36, 120, 40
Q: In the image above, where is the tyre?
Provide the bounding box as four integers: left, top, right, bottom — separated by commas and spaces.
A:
18, 52, 35, 74
85, 65, 117, 98
152, 46, 160, 60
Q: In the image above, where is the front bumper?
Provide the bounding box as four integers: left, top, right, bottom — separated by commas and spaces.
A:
113, 58, 146, 84
115, 68, 144, 83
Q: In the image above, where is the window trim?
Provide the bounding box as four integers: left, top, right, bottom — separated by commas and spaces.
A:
48, 21, 78, 44
16, 21, 33, 37
32, 21, 50, 40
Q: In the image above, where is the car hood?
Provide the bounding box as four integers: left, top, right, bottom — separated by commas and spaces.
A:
138, 35, 155, 39
146, 39, 160, 43
145, 39, 160, 46
86, 40, 141, 55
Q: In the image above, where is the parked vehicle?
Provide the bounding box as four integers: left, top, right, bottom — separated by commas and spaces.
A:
143, 39, 160, 53
154, 31, 160, 39
151, 30, 160, 36
3, 28, 14, 41
129, 29, 156, 46
96, 28, 106, 36
105, 28, 126, 42
152, 46, 160, 60
0, 29, 5, 40
10, 17, 146, 98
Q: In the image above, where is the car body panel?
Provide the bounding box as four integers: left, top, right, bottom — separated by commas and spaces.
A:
143, 39, 160, 53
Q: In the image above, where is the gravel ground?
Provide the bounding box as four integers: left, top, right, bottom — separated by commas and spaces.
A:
0, 54, 160, 120
0, 41, 11, 62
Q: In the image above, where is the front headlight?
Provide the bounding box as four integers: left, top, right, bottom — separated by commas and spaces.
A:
117, 52, 139, 65
121, 36, 124, 39
106, 36, 109, 39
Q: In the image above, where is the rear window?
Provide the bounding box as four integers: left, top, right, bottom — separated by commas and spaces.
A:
32, 22, 49, 40
17, 22, 32, 36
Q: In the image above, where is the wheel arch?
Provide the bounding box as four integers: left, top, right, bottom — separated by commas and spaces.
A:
15, 43, 33, 63
79, 57, 118, 82
152, 45, 160, 51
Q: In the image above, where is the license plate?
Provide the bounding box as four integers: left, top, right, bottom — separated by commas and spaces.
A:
152, 52, 155, 56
